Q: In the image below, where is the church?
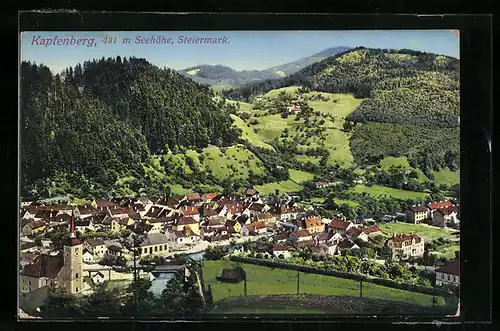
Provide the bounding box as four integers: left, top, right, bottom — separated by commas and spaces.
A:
20, 210, 83, 294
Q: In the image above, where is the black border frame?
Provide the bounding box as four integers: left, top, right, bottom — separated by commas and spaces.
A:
10, 11, 493, 326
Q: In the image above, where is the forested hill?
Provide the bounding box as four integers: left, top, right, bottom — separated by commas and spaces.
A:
223, 47, 460, 128
20, 57, 241, 198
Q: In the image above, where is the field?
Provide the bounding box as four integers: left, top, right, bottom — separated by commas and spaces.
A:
379, 157, 429, 183
289, 169, 317, 183
378, 222, 456, 241
203, 260, 456, 311
309, 197, 360, 207
243, 89, 362, 167
230, 114, 274, 150
351, 184, 430, 200
431, 168, 460, 186
255, 180, 303, 196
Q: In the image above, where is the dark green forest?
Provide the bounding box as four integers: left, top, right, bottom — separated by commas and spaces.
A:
20, 58, 240, 198
349, 123, 460, 176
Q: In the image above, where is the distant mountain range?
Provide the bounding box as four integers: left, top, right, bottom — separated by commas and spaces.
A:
177, 46, 351, 88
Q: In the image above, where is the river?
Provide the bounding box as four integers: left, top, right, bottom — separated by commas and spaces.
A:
148, 251, 206, 297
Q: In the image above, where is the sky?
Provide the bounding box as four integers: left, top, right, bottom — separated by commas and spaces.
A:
20, 30, 460, 74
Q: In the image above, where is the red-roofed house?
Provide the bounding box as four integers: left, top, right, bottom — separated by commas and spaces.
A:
245, 188, 259, 197
435, 260, 459, 288
328, 219, 355, 235
302, 216, 324, 233
387, 234, 425, 260
178, 205, 200, 222
427, 201, 455, 219
432, 206, 459, 228
202, 192, 218, 202
292, 229, 313, 242
185, 193, 202, 203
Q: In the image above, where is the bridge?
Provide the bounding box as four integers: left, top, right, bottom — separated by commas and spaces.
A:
151, 264, 185, 276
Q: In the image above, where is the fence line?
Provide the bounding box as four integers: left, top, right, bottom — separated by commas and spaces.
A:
229, 256, 456, 298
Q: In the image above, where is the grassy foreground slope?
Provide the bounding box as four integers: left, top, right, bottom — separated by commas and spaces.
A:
203, 260, 457, 311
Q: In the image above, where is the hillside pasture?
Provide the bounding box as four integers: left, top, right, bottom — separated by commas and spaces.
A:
351, 184, 429, 200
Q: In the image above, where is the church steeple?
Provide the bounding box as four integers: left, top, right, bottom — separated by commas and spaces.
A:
65, 208, 81, 246
70, 209, 76, 238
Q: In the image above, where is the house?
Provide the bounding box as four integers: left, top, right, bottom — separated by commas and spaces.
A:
314, 181, 330, 188
245, 221, 268, 235
91, 271, 106, 284
405, 205, 428, 224
174, 216, 200, 235
312, 232, 331, 246
432, 206, 459, 228
271, 232, 289, 244
74, 219, 95, 233
184, 193, 203, 205
302, 216, 324, 233
381, 215, 396, 222
387, 234, 425, 260
22, 220, 47, 236
256, 212, 277, 225
435, 260, 459, 289
143, 206, 167, 219
360, 226, 383, 237
101, 217, 122, 232
226, 203, 248, 219
337, 238, 360, 252
427, 201, 455, 219
143, 219, 165, 234
138, 233, 170, 257
83, 239, 107, 259
166, 229, 200, 245
272, 245, 291, 259
92, 200, 118, 211
325, 241, 339, 255
21, 242, 39, 253
293, 229, 313, 242
199, 204, 219, 219
77, 206, 100, 219
328, 219, 355, 235
245, 188, 260, 199
209, 234, 231, 243
216, 267, 246, 283
154, 197, 179, 212
202, 192, 218, 203
81, 249, 94, 263
276, 204, 300, 221
247, 202, 269, 216
345, 228, 369, 242
178, 206, 200, 222
203, 217, 226, 230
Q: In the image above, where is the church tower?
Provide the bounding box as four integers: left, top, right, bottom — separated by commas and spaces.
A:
61, 209, 83, 294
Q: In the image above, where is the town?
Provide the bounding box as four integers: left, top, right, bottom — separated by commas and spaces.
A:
19, 187, 460, 313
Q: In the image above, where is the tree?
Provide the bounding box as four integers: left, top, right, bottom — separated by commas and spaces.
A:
39, 287, 85, 318
81, 283, 122, 318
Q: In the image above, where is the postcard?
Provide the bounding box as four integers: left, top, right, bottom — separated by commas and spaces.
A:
18, 30, 460, 319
